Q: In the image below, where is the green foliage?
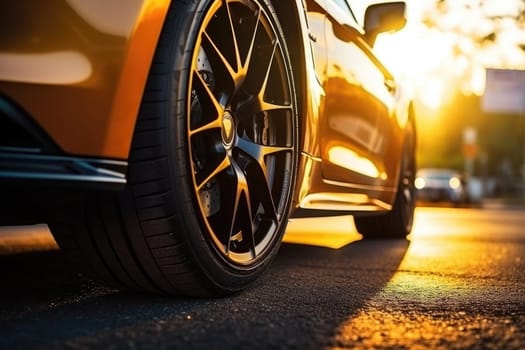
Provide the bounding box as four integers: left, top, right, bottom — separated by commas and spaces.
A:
416, 93, 525, 176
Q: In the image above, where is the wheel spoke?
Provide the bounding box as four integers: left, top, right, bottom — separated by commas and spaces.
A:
240, 7, 261, 73
196, 154, 231, 192
236, 95, 292, 123
189, 116, 222, 137
247, 38, 293, 116
202, 31, 237, 82
236, 137, 290, 223
226, 160, 256, 257
191, 70, 223, 131
257, 40, 278, 101
260, 100, 292, 113
236, 136, 292, 175
225, 1, 243, 73
248, 164, 279, 223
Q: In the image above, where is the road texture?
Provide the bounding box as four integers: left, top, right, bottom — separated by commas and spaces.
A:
0, 205, 523, 349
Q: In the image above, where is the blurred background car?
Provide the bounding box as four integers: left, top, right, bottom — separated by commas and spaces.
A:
415, 168, 468, 205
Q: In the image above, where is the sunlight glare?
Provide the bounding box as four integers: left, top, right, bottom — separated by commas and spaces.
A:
372, 0, 525, 110
284, 216, 362, 249
417, 79, 445, 110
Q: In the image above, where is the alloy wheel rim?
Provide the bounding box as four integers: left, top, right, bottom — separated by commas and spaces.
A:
188, 0, 295, 266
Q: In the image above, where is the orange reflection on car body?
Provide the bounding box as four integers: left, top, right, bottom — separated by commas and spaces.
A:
0, 0, 170, 159
104, 0, 170, 159
328, 145, 384, 179
0, 51, 93, 85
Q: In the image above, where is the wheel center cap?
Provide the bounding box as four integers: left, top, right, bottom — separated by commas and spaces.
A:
221, 112, 235, 147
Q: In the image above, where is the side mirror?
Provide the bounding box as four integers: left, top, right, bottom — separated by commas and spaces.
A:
364, 1, 406, 46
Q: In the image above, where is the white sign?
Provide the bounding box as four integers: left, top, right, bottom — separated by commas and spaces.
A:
482, 68, 525, 114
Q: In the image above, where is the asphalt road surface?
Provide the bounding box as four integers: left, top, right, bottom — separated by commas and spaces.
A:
0, 205, 524, 349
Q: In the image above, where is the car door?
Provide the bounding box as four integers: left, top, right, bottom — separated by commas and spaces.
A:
315, 0, 399, 190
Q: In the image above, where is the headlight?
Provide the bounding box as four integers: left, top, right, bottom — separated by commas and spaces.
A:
415, 177, 426, 189
449, 177, 461, 189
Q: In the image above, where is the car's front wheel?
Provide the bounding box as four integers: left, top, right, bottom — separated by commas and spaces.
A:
50, 0, 298, 296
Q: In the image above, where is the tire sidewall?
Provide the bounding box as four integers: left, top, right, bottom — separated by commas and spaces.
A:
164, 0, 298, 293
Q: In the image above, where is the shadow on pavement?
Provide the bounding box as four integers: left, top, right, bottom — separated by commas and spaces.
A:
0, 237, 410, 349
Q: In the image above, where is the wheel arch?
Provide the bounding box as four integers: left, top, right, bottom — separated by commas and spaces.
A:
105, 0, 172, 159
408, 101, 417, 153
270, 0, 308, 143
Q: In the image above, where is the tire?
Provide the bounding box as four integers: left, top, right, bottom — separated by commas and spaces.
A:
50, 0, 299, 296
354, 122, 416, 239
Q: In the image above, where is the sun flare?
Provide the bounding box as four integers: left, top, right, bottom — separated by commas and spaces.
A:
370, 0, 525, 111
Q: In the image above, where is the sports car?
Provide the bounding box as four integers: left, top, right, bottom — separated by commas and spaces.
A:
0, 0, 416, 296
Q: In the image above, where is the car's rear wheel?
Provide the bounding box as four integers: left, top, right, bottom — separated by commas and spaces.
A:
354, 122, 416, 239
50, 0, 298, 296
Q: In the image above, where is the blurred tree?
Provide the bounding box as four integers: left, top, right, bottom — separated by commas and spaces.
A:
414, 0, 525, 180
420, 0, 525, 95
417, 92, 525, 178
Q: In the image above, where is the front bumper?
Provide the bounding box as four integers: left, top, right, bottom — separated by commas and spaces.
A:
0, 150, 126, 191
0, 94, 126, 191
